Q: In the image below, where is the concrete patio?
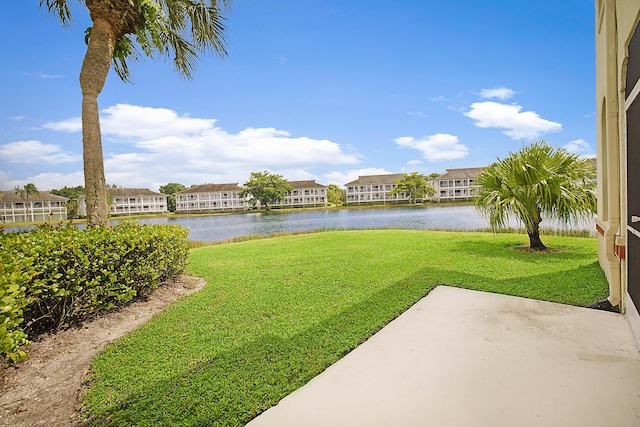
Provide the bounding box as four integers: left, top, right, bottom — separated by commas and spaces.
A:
247, 286, 640, 427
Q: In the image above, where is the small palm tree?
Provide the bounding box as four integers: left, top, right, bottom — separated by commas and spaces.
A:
41, 0, 231, 226
15, 183, 40, 222
475, 141, 596, 250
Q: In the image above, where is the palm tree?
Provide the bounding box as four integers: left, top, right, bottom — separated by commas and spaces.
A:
475, 141, 597, 250
15, 183, 40, 223
41, 0, 231, 226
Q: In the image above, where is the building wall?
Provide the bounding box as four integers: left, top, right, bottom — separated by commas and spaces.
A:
432, 177, 479, 201
346, 182, 408, 204
272, 187, 327, 208
595, 0, 640, 344
110, 196, 167, 215
0, 200, 68, 223
78, 193, 168, 216
175, 191, 247, 213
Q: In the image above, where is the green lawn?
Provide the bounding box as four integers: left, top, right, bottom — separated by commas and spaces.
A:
80, 230, 608, 426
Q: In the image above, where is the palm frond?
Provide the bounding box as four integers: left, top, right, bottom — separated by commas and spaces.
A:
40, 0, 73, 27
475, 140, 596, 243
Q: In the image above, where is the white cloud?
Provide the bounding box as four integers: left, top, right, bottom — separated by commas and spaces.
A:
394, 133, 469, 161
0, 171, 22, 190
30, 172, 85, 190
22, 72, 64, 79
407, 111, 427, 118
0, 170, 84, 191
464, 101, 562, 139
43, 117, 82, 132
323, 168, 393, 186
479, 87, 516, 100
42, 104, 361, 189
279, 55, 288, 64
563, 139, 595, 157
0, 140, 81, 164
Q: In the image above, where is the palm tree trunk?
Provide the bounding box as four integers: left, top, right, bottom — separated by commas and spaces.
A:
79, 18, 114, 226
527, 227, 547, 250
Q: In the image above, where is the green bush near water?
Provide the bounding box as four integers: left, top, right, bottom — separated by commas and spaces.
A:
0, 223, 189, 363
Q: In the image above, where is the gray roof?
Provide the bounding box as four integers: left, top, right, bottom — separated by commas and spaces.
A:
77, 188, 165, 201
435, 168, 484, 180
0, 190, 68, 202
287, 180, 326, 189
107, 188, 165, 197
345, 173, 405, 186
177, 183, 243, 194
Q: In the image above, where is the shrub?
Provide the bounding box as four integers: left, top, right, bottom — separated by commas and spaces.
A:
0, 250, 32, 364
1, 222, 189, 345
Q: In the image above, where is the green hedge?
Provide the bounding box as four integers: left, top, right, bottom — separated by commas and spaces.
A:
0, 222, 189, 363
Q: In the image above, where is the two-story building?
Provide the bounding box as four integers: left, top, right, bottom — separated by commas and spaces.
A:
345, 174, 408, 205
430, 167, 484, 202
0, 191, 68, 223
78, 188, 167, 217
272, 180, 328, 208
175, 183, 246, 213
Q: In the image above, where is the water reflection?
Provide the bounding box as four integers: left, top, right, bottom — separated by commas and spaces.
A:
3, 205, 595, 242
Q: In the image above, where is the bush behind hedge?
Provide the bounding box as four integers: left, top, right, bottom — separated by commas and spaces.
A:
0, 222, 189, 363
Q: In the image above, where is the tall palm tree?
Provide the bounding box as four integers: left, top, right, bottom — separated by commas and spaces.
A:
15, 183, 40, 223
475, 141, 597, 250
40, 0, 231, 226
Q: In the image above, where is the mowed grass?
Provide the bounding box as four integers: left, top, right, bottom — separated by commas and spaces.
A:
80, 230, 608, 426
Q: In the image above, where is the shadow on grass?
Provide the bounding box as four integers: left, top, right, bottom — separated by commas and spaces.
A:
82, 261, 607, 426
82, 271, 437, 426
445, 236, 591, 262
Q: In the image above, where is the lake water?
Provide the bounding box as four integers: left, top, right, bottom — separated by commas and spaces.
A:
123, 205, 595, 242
3, 205, 595, 242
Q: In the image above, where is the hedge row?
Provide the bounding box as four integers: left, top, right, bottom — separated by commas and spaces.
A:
0, 222, 189, 364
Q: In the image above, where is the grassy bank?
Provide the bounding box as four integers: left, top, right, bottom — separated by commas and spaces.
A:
80, 230, 607, 426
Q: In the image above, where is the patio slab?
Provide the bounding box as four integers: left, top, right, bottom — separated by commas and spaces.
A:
247, 286, 640, 427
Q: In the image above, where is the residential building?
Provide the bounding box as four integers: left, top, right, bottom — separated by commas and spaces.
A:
78, 188, 167, 216
0, 191, 68, 223
272, 180, 327, 208
175, 183, 246, 213
345, 174, 408, 204
595, 0, 640, 346
430, 167, 484, 201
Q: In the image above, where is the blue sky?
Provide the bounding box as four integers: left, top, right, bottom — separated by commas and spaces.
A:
1, 0, 596, 191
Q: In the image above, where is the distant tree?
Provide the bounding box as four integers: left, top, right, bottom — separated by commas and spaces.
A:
427, 172, 440, 180
327, 184, 346, 206
14, 183, 40, 222
389, 172, 436, 204
159, 183, 187, 212
240, 171, 292, 210
51, 187, 85, 220
50, 185, 85, 200
475, 140, 597, 250
41, 0, 232, 226
63, 200, 80, 219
